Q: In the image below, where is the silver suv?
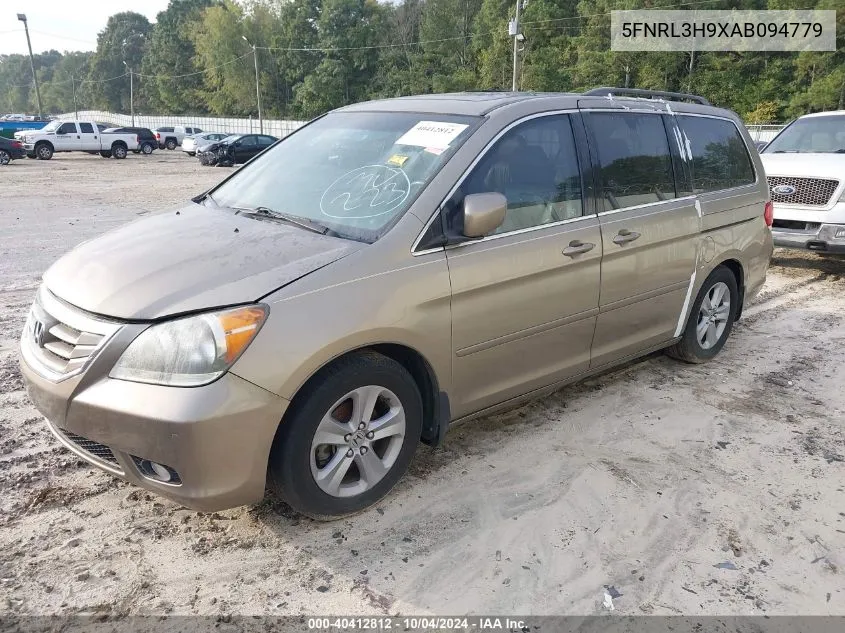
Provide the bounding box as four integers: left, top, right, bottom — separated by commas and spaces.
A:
760, 111, 845, 254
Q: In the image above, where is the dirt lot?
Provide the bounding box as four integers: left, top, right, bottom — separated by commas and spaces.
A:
0, 152, 843, 619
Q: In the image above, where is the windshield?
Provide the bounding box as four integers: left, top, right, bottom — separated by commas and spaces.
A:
41, 121, 61, 132
764, 116, 845, 153
210, 111, 479, 242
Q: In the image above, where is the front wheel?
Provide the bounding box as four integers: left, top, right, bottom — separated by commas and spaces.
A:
667, 266, 739, 363
35, 143, 53, 160
268, 352, 422, 520
0, 150, 10, 165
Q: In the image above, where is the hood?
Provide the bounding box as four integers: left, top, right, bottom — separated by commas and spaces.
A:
43, 204, 363, 320
760, 152, 845, 179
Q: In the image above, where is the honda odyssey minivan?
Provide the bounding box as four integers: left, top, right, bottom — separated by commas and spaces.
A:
19, 89, 773, 519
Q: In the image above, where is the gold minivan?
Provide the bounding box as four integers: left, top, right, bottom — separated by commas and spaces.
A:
19, 89, 773, 519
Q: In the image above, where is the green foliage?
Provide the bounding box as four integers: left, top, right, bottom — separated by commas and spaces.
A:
1, 0, 843, 121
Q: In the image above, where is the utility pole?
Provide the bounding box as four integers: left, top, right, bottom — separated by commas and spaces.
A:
71, 75, 78, 119
242, 36, 263, 134
510, 1, 522, 92
123, 62, 134, 126
17, 14, 43, 119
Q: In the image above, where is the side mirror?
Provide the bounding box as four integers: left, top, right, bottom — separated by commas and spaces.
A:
462, 192, 507, 238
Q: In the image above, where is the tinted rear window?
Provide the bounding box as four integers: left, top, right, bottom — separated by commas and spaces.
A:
588, 112, 676, 211
79, 123, 94, 133
677, 116, 755, 193
157, 127, 174, 133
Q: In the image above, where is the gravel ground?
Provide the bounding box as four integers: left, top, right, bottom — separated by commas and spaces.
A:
0, 152, 843, 621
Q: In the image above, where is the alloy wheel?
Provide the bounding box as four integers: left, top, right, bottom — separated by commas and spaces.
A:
0, 151, 9, 165
697, 281, 730, 350
309, 385, 406, 498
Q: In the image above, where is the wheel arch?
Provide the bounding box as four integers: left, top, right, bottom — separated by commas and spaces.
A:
276, 343, 449, 449
711, 257, 745, 319
35, 139, 53, 151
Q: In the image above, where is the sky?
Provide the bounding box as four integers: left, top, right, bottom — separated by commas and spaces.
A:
1, 1, 171, 56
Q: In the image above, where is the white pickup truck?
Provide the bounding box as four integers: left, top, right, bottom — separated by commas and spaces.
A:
22, 120, 139, 160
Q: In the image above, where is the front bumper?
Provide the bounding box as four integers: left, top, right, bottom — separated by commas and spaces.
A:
20, 356, 289, 511
772, 223, 845, 253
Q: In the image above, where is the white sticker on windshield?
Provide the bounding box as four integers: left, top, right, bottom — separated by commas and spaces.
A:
395, 121, 469, 151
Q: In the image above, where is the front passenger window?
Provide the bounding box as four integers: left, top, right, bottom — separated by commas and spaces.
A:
450, 115, 583, 236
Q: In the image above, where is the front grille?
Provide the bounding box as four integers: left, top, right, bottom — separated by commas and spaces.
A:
768, 176, 839, 207
21, 287, 120, 381
59, 429, 119, 465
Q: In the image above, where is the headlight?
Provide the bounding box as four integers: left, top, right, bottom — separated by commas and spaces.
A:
110, 305, 267, 387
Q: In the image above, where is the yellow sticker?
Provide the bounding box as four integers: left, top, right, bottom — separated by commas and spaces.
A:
387, 154, 409, 167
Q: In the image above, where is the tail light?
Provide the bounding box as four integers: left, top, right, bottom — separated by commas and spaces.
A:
155, 132, 160, 140
136, 135, 140, 145
764, 200, 774, 227
11, 140, 22, 149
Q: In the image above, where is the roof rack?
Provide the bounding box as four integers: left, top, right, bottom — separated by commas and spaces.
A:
583, 87, 711, 106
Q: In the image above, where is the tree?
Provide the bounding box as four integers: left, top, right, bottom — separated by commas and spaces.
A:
141, 0, 213, 113
87, 12, 152, 111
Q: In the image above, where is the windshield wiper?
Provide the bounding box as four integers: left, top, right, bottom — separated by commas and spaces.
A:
772, 150, 800, 153
233, 206, 330, 235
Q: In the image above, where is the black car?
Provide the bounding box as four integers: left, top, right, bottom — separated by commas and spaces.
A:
0, 136, 26, 165
196, 134, 278, 167
104, 127, 157, 155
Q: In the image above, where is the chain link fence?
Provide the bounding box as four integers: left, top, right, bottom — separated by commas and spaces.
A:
57, 111, 306, 139
745, 124, 785, 143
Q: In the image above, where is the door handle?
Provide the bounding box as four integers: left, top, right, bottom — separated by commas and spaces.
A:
612, 229, 641, 245
562, 240, 595, 257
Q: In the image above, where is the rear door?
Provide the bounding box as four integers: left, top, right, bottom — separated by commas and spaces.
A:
581, 106, 700, 368
439, 113, 602, 417
77, 122, 99, 150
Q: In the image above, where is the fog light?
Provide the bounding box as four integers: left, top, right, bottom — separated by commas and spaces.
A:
834, 228, 845, 239
132, 456, 182, 484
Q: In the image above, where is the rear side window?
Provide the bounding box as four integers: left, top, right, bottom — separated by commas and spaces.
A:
78, 123, 94, 133
677, 116, 755, 193
588, 112, 676, 211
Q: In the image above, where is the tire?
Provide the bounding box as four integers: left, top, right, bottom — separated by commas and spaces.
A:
141, 142, 154, 155
100, 151, 112, 158
667, 265, 739, 363
165, 138, 177, 150
111, 143, 127, 159
35, 142, 53, 160
268, 351, 422, 520
0, 150, 10, 166
186, 152, 195, 156
26, 153, 36, 159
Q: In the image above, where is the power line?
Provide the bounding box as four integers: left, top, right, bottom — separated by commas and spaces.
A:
135, 52, 253, 80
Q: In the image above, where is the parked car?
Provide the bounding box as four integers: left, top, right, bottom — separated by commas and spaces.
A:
182, 132, 228, 156
19, 89, 772, 519
104, 127, 157, 155
0, 136, 25, 164
760, 111, 845, 254
155, 125, 203, 150
21, 120, 139, 160
196, 133, 277, 166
